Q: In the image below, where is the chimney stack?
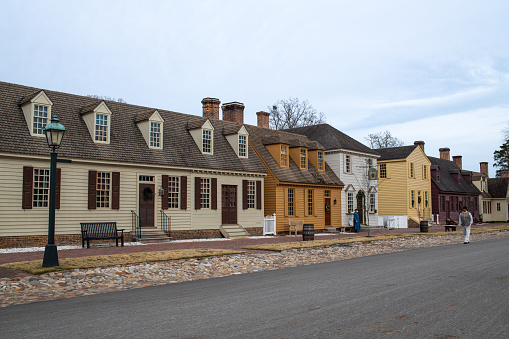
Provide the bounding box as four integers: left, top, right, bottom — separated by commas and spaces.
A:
414, 141, 425, 153
222, 102, 244, 124
439, 147, 450, 160
500, 171, 509, 178
480, 162, 489, 177
453, 155, 462, 170
256, 111, 270, 129
201, 98, 221, 120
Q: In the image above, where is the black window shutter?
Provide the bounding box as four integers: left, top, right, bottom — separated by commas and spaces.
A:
242, 180, 248, 210
162, 175, 169, 210
88, 170, 97, 210
211, 178, 217, 210
180, 176, 187, 210
256, 180, 262, 210
195, 177, 201, 210
112, 172, 120, 210
22, 166, 33, 209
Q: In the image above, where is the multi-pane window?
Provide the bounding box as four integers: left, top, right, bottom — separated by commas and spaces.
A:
247, 181, 256, 208
318, 152, 324, 170
202, 130, 212, 153
410, 190, 415, 208
33, 168, 49, 207
345, 155, 351, 173
281, 145, 287, 166
423, 165, 427, 180
348, 192, 354, 212
150, 122, 161, 148
239, 135, 247, 157
425, 191, 429, 208
410, 163, 414, 178
95, 114, 108, 142
300, 149, 307, 169
441, 196, 445, 211
288, 188, 294, 216
324, 190, 330, 198
370, 194, 376, 212
379, 164, 387, 178
96, 172, 110, 208
168, 176, 180, 209
33, 105, 48, 135
200, 178, 210, 208
307, 189, 314, 216
497, 203, 501, 211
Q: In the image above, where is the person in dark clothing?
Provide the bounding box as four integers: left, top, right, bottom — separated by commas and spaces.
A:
353, 209, 361, 232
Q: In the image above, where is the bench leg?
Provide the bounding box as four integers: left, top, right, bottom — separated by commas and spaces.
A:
87, 239, 90, 249
121, 237, 124, 247
116, 239, 119, 247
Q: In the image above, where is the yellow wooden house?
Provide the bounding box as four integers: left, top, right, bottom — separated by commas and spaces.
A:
246, 125, 344, 233
376, 141, 432, 227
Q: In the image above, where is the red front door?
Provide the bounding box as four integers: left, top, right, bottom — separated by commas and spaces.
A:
139, 183, 155, 227
325, 198, 331, 226
222, 185, 237, 225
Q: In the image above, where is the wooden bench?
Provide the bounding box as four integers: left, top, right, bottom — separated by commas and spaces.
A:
288, 219, 304, 236
444, 225, 457, 232
80, 222, 124, 248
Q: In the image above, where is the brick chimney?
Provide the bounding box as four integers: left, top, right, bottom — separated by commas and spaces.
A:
222, 102, 244, 124
453, 155, 462, 170
439, 147, 450, 160
256, 111, 270, 129
201, 98, 221, 120
414, 141, 425, 152
501, 171, 509, 178
480, 162, 489, 177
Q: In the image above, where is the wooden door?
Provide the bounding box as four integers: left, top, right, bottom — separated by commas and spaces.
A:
357, 195, 364, 224
139, 183, 155, 227
222, 185, 237, 225
324, 198, 331, 226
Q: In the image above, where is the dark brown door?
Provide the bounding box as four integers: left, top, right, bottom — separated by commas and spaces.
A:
446, 198, 450, 221
357, 195, 364, 224
325, 198, 331, 226
139, 183, 155, 227
222, 185, 237, 225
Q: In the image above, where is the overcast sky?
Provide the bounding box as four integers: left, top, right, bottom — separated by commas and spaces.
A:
1, 0, 508, 176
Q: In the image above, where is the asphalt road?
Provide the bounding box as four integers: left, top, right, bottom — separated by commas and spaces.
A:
1, 238, 508, 338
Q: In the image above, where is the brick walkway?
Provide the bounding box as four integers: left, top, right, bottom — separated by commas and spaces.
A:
1, 224, 499, 267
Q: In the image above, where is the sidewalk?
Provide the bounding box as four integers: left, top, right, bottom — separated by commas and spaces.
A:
0, 224, 496, 267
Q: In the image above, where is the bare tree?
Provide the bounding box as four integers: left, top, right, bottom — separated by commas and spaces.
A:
365, 131, 404, 149
269, 97, 325, 130
87, 95, 127, 103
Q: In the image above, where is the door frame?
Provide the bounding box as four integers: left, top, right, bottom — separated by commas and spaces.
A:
138, 176, 156, 228
221, 184, 238, 225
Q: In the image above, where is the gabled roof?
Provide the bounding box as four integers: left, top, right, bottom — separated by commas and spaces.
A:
375, 145, 417, 161
428, 156, 480, 195
284, 124, 379, 155
487, 177, 509, 199
246, 125, 343, 186
0, 81, 266, 174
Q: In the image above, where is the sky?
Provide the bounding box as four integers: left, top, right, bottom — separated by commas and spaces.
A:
1, 0, 508, 176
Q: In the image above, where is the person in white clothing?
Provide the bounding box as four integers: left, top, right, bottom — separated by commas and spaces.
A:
458, 206, 473, 244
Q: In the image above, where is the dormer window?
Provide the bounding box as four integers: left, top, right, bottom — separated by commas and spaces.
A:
300, 149, 307, 169
203, 129, 212, 153
20, 90, 53, 137
95, 114, 108, 142
318, 151, 324, 171
136, 110, 164, 149
281, 145, 288, 166
239, 135, 247, 157
150, 122, 161, 148
81, 101, 112, 144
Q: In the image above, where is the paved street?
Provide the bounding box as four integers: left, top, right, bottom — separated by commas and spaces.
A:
1, 237, 508, 338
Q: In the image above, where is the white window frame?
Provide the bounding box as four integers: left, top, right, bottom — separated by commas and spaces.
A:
307, 189, 314, 216
370, 193, 376, 213
33, 168, 50, 208
33, 105, 49, 135
300, 149, 307, 169
202, 129, 212, 154
281, 145, 288, 167
168, 176, 180, 209
239, 135, 247, 157
318, 151, 324, 171
95, 113, 109, 143
247, 181, 256, 208
200, 178, 210, 209
345, 155, 351, 173
288, 188, 294, 216
96, 172, 111, 208
347, 192, 354, 212
150, 122, 161, 148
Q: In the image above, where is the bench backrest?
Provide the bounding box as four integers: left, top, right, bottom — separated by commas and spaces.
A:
81, 222, 118, 236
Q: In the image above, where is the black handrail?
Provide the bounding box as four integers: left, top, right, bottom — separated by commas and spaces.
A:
160, 210, 171, 237
131, 210, 141, 240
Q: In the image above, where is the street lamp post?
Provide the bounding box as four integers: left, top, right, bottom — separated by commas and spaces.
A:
42, 115, 66, 267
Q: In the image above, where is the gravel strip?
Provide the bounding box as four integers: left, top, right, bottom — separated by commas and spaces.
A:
1, 231, 508, 308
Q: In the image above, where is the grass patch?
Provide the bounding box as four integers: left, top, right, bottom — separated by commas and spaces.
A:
0, 248, 244, 275
242, 225, 509, 252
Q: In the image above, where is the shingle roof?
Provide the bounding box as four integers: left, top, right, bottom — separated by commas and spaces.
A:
428, 156, 481, 195
487, 177, 509, 199
0, 81, 266, 174
284, 124, 378, 155
246, 125, 343, 186
375, 145, 417, 161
